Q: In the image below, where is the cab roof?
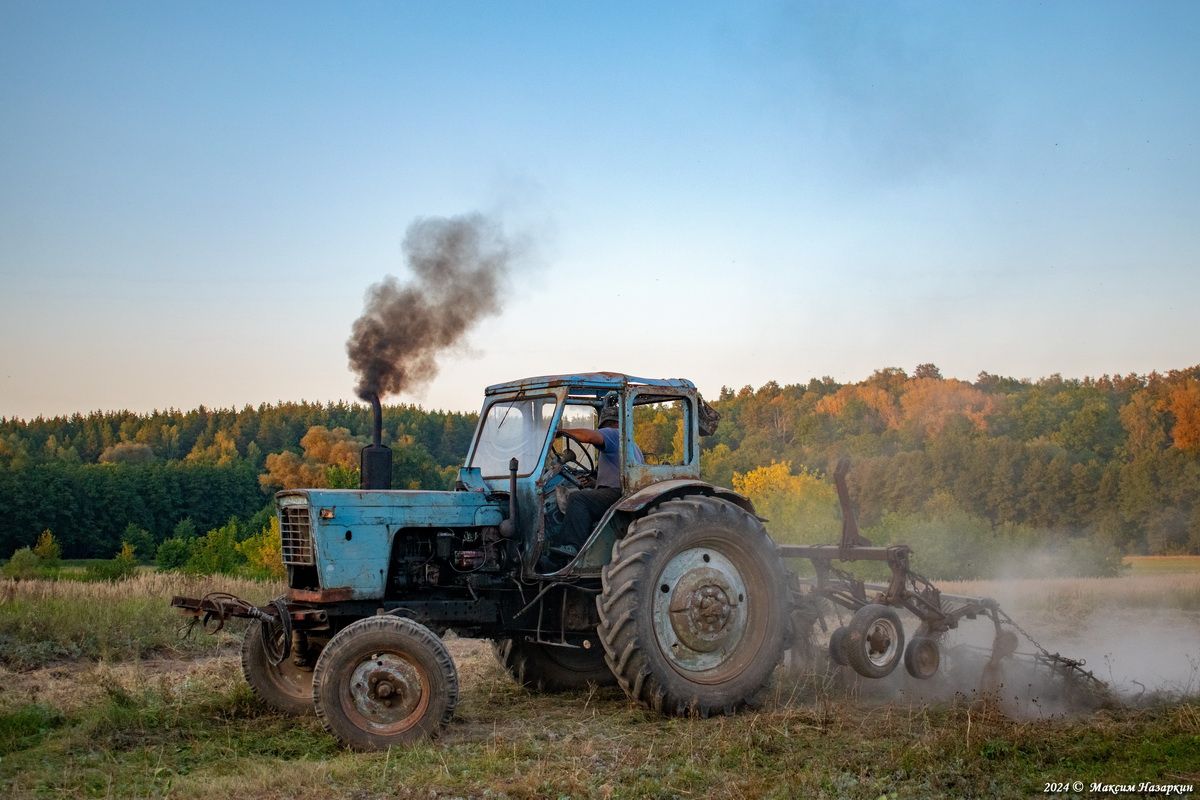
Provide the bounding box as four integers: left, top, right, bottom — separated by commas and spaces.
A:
484, 371, 695, 397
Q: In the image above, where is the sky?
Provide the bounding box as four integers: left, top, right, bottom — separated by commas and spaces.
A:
2, 1, 1198, 421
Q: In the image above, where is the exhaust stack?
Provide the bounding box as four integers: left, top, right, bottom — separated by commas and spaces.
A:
360, 393, 392, 490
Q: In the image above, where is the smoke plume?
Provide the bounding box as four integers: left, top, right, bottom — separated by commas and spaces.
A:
347, 213, 520, 401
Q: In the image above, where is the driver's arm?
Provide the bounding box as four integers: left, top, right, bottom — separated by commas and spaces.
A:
557, 428, 605, 448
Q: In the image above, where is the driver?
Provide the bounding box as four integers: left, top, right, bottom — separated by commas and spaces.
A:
552, 404, 642, 558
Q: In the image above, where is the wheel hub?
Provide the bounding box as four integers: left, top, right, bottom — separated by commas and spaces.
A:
864, 620, 899, 666
348, 654, 425, 728
654, 548, 747, 674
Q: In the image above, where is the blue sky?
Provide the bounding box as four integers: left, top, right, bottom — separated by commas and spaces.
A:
2, 1, 1198, 420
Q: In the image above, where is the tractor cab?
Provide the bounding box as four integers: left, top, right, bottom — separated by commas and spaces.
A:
462, 372, 705, 577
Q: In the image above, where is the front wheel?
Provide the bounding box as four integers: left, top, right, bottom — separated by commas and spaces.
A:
597, 496, 790, 717
312, 616, 458, 751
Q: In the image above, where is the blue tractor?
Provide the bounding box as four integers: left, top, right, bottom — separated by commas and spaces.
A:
177, 372, 792, 750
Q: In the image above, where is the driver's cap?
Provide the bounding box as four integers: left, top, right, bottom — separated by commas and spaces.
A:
598, 406, 619, 428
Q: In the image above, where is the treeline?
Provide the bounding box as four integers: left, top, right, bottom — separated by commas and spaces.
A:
703, 364, 1200, 556
0, 401, 477, 559
2, 366, 1198, 561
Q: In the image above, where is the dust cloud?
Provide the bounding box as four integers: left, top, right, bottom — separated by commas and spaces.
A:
347, 212, 527, 402
783, 593, 1200, 719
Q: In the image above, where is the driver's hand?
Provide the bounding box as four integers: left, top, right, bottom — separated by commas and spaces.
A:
578, 475, 596, 489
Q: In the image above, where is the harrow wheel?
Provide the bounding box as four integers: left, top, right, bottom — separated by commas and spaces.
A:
312, 616, 458, 751
903, 635, 940, 680
493, 637, 616, 692
844, 604, 905, 679
598, 496, 790, 717
828, 626, 850, 667
241, 618, 322, 716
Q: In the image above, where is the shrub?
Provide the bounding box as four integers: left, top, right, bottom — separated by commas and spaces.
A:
155, 537, 194, 571
185, 523, 244, 576
83, 543, 140, 582
2, 547, 40, 581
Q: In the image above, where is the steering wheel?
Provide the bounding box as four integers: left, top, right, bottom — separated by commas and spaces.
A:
550, 431, 597, 487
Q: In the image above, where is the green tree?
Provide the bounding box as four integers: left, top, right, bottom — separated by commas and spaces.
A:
120, 523, 155, 564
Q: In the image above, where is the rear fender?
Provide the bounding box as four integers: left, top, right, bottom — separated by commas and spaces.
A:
614, 478, 758, 518
555, 480, 758, 576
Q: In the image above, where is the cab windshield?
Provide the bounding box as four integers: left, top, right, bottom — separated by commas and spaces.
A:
470, 396, 558, 478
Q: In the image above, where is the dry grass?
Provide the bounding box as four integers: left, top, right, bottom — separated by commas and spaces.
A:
0, 571, 283, 605
0, 573, 285, 671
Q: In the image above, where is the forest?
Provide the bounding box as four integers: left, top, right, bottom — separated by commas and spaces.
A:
1, 364, 1197, 569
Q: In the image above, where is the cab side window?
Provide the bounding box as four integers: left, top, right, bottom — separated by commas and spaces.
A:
632, 397, 692, 466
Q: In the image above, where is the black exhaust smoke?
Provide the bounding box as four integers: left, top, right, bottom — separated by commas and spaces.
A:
360, 392, 392, 490
345, 212, 527, 491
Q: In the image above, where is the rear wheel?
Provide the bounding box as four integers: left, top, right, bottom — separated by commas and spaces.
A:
597, 496, 790, 716
844, 604, 905, 679
493, 637, 615, 692
312, 616, 458, 751
241, 618, 320, 716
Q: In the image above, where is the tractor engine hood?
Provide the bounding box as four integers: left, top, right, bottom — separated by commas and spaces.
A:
276, 488, 506, 600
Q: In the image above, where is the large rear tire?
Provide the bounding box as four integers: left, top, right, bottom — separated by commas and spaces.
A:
241, 618, 319, 717
312, 616, 458, 751
493, 638, 616, 692
597, 496, 790, 717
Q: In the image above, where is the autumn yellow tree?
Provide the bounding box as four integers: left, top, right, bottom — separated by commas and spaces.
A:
238, 517, 285, 580
261, 426, 365, 490
732, 461, 839, 545
1162, 378, 1200, 451
898, 378, 998, 437
33, 529, 62, 565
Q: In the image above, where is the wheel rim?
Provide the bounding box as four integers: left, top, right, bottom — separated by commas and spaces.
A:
342, 651, 431, 735
270, 658, 312, 699
863, 617, 901, 668
263, 625, 311, 699
652, 545, 756, 680
910, 638, 939, 677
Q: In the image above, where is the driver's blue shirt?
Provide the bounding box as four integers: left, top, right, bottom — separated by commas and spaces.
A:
596, 426, 643, 489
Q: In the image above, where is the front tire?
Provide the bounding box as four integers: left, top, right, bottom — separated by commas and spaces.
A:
597, 496, 790, 717
312, 616, 458, 751
493, 638, 616, 692
241, 618, 319, 716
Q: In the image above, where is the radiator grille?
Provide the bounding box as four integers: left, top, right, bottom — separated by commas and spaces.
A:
279, 505, 314, 566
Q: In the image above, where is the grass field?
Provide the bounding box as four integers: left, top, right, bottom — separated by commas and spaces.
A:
1, 574, 1198, 799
